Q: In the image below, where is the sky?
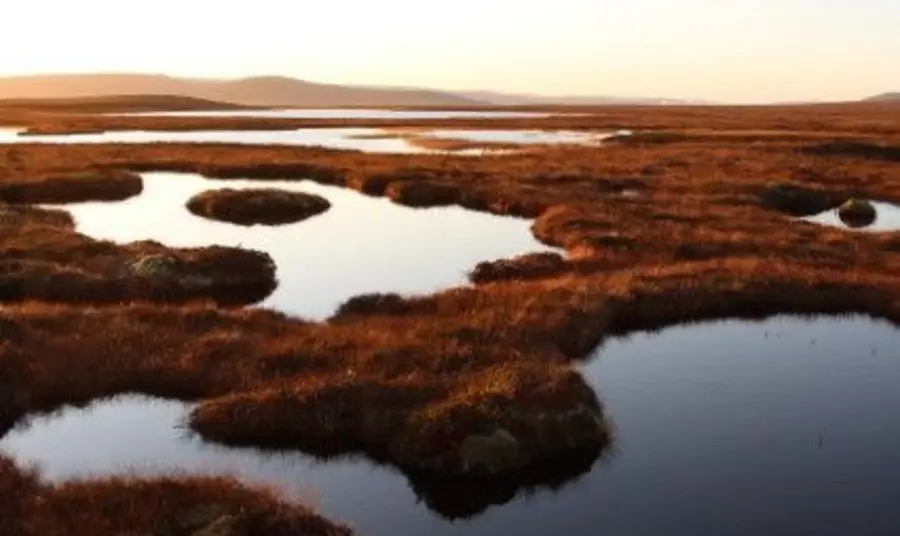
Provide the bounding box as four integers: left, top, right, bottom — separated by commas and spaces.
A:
2, 0, 898, 103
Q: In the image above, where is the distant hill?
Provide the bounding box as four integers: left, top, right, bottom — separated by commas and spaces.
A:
457, 90, 711, 106
0, 73, 483, 108
865, 92, 900, 102
0, 94, 251, 113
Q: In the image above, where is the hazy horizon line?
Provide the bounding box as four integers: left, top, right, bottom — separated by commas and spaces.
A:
0, 69, 891, 106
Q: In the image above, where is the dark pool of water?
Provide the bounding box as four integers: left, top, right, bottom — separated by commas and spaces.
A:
48, 172, 555, 320
4, 316, 899, 535
802, 201, 900, 232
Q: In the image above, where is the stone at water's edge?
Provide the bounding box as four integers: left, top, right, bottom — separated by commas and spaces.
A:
838, 198, 877, 228
459, 429, 520, 473
130, 254, 182, 277
447, 405, 608, 476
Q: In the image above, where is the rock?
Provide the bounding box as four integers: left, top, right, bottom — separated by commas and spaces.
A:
837, 198, 876, 228
458, 428, 520, 473
130, 254, 181, 277
759, 183, 837, 216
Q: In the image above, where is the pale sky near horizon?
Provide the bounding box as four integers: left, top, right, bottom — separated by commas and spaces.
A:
2, 0, 898, 103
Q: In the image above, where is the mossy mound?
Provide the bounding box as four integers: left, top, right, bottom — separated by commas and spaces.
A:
187, 188, 331, 226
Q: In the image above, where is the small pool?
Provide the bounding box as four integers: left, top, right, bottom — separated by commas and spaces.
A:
49, 172, 558, 320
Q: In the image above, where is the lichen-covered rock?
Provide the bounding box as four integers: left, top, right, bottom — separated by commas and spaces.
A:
130, 254, 181, 277
837, 198, 876, 228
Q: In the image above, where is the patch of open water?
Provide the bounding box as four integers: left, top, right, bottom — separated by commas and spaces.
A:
419, 129, 619, 146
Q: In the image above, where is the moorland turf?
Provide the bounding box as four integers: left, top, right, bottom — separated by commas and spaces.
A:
0, 98, 898, 530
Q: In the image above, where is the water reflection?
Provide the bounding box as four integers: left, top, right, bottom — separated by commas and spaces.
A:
0, 127, 428, 153
419, 129, 615, 146
49, 172, 556, 320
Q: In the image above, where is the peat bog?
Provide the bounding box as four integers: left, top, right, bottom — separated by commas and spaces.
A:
0, 98, 899, 535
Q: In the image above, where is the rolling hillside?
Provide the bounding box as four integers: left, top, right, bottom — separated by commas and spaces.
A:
0, 73, 483, 108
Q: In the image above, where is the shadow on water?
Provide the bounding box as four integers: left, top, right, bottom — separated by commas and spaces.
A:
0, 394, 610, 530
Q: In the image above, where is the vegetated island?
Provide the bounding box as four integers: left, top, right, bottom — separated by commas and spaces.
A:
186, 187, 331, 226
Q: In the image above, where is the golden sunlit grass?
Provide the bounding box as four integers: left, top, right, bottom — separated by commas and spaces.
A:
0, 98, 899, 528
186, 187, 331, 226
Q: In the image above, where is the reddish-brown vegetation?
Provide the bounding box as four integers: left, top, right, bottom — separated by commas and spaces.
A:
186, 187, 331, 226
0, 455, 350, 536
0, 100, 899, 528
0, 206, 277, 305
470, 252, 567, 283
0, 169, 142, 204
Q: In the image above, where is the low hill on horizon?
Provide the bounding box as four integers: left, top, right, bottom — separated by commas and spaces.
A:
0, 73, 483, 108
457, 90, 713, 106
866, 92, 900, 102
0, 94, 252, 113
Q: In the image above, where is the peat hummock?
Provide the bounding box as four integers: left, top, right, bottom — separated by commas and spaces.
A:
187, 187, 331, 226
0, 206, 277, 305
0, 169, 142, 204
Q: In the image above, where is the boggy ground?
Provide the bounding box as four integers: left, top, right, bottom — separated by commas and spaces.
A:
0, 204, 277, 305
1, 100, 899, 528
187, 187, 331, 226
0, 455, 349, 536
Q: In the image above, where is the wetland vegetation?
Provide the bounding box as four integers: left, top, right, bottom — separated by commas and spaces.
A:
0, 96, 898, 534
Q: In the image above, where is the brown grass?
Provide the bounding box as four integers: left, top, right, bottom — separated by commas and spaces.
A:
0, 206, 277, 305
0, 455, 350, 536
0, 168, 142, 204
186, 187, 331, 226
0, 100, 899, 525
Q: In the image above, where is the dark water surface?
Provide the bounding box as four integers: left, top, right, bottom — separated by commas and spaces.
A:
4, 316, 899, 535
